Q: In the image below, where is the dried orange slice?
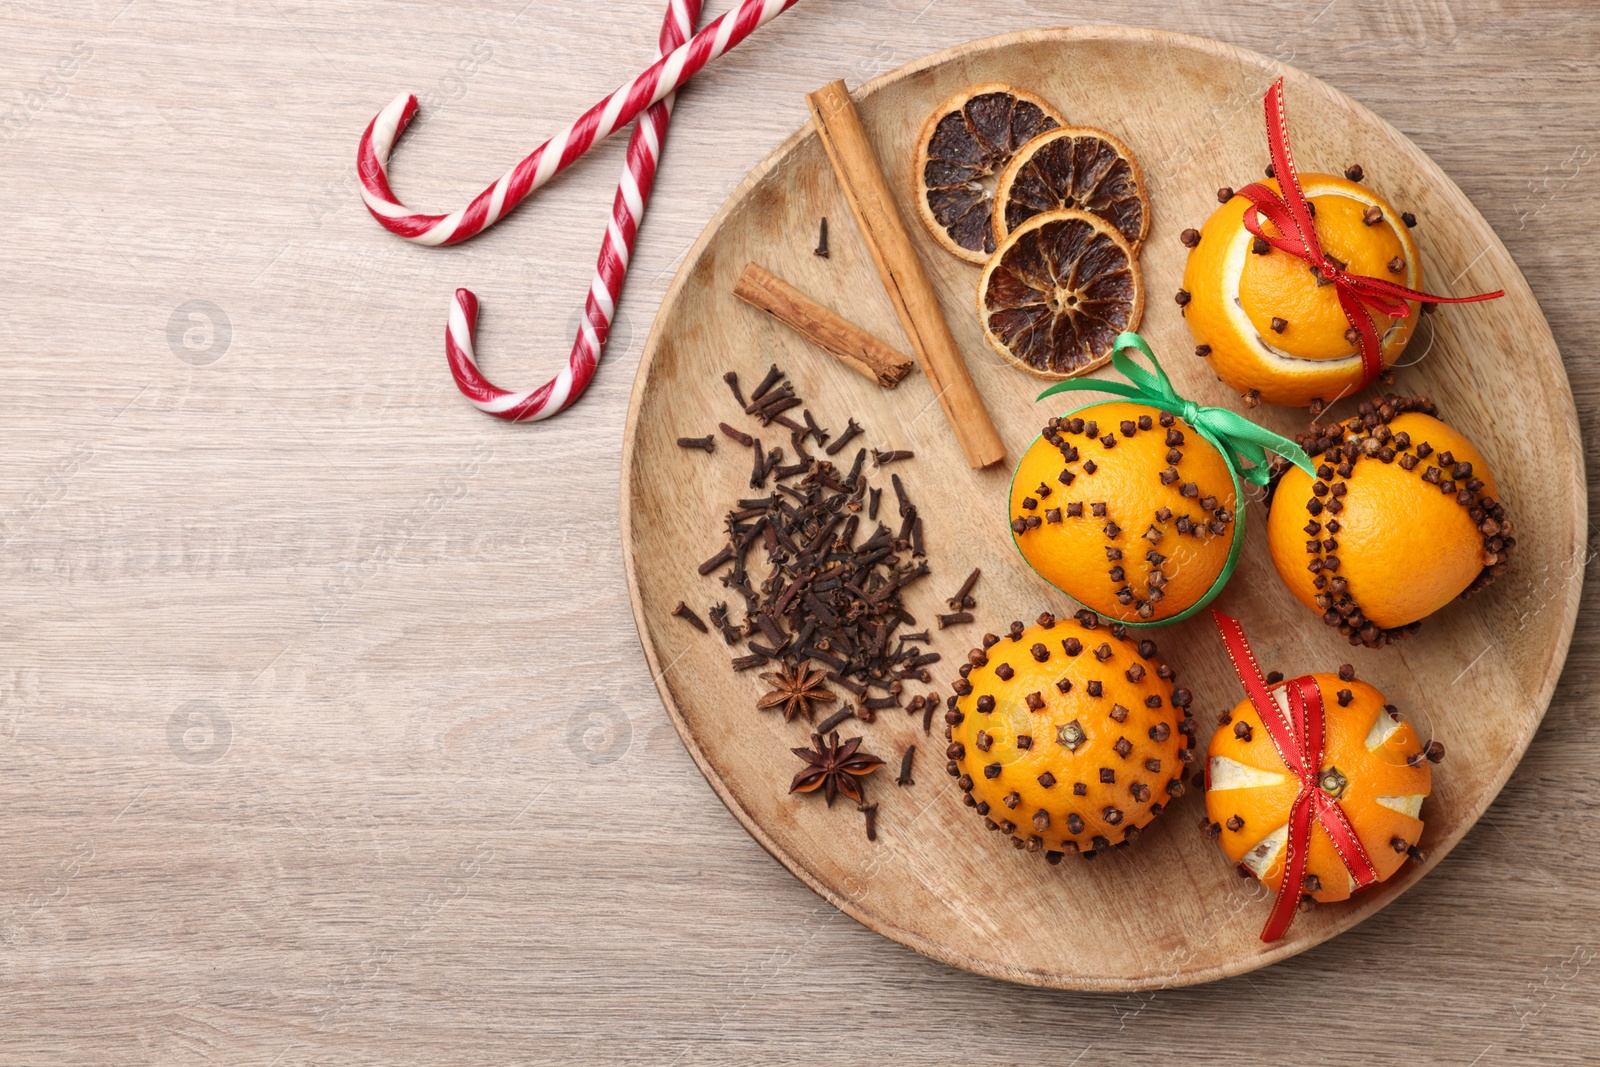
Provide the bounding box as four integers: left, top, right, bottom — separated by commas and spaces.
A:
911, 84, 1064, 264
993, 126, 1150, 250
977, 209, 1144, 379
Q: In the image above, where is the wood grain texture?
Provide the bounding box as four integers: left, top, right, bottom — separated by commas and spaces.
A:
624, 26, 1580, 991
2, 0, 1599, 1062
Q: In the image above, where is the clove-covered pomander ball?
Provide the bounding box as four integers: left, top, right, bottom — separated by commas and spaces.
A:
1010, 402, 1238, 623
1204, 669, 1436, 904
945, 611, 1195, 860
1181, 173, 1423, 408
1265, 394, 1511, 648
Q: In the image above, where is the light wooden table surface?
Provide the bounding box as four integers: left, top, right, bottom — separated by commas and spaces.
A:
3, 1, 1597, 1063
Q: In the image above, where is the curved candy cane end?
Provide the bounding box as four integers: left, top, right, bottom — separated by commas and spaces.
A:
361, 93, 421, 167
448, 290, 480, 352
446, 288, 484, 379
358, 93, 428, 229
444, 288, 563, 423
382, 92, 421, 147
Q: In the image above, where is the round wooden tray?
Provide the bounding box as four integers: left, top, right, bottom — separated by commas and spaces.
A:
620, 26, 1583, 989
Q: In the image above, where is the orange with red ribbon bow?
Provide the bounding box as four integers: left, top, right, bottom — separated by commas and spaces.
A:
1237, 78, 1505, 389
1209, 610, 1381, 942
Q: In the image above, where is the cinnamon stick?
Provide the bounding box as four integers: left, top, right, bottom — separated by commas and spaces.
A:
733, 262, 913, 388
804, 80, 1006, 469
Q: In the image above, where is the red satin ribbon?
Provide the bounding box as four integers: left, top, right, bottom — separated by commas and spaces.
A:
1210, 610, 1379, 942
1236, 78, 1505, 390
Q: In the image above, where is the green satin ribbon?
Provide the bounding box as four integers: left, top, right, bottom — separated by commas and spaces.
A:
1014, 331, 1314, 627
1037, 332, 1315, 485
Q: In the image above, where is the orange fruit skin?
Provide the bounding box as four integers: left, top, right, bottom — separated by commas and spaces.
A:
1182, 174, 1423, 407
1268, 413, 1499, 630
1205, 675, 1431, 903
1010, 401, 1237, 622
951, 616, 1189, 855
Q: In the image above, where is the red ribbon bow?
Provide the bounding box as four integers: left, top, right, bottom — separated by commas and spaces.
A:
1237, 78, 1505, 391
1210, 611, 1378, 942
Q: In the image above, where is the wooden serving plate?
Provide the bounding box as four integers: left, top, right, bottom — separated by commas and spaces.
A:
621, 27, 1583, 989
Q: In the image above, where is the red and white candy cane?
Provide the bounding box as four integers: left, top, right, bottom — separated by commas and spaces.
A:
357, 0, 802, 421
449, 0, 702, 421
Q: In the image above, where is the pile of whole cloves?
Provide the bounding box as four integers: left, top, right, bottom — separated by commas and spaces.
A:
683, 363, 957, 839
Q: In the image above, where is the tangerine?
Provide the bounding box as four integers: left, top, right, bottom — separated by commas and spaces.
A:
1266, 395, 1510, 646
1181, 174, 1422, 407
1205, 672, 1433, 903
948, 612, 1194, 859
1010, 401, 1237, 622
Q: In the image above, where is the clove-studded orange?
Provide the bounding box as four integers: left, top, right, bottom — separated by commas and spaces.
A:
946, 611, 1194, 859
1204, 669, 1435, 904
1266, 395, 1511, 647
1180, 173, 1423, 408
1010, 401, 1237, 622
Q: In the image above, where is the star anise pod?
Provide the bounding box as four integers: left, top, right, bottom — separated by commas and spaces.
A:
757, 659, 836, 723
789, 731, 885, 807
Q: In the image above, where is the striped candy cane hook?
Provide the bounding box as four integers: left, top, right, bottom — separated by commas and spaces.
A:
357, 0, 801, 422
445, 0, 702, 421
357, 0, 801, 245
